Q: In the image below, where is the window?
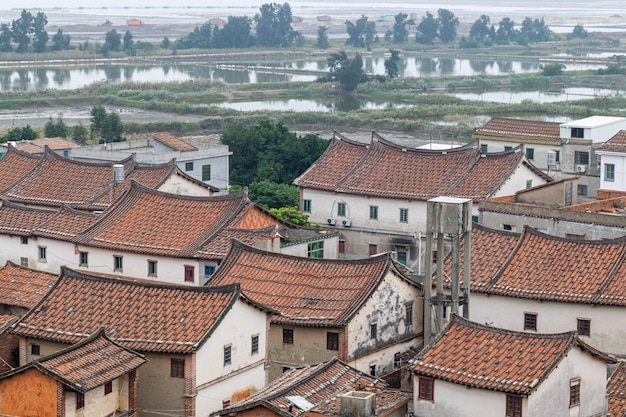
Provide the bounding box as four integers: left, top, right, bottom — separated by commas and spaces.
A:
525, 148, 534, 160
577, 184, 588, 196
283, 328, 294, 344
337, 202, 346, 217
307, 241, 324, 258
303, 199, 311, 213
418, 377, 434, 401
327, 332, 339, 351
504, 146, 513, 151
525, 180, 533, 189
555, 150, 561, 163
369, 205, 378, 220
369, 244, 378, 256
222, 399, 231, 409
575, 151, 589, 165
503, 224, 514, 231
21, 236, 28, 245
394, 352, 401, 369
184, 265, 194, 282
20, 257, 28, 267
480, 143, 488, 153
506, 394, 522, 417
570, 380, 580, 407
202, 164, 211, 181
369, 365, 376, 376
38, 246, 47, 262
399, 208, 408, 223
472, 215, 479, 223
224, 345, 232, 366
370, 323, 377, 340
113, 255, 123, 272
104, 381, 112, 395
577, 318, 590, 336
396, 250, 407, 265
79, 251, 88, 267
76, 392, 85, 410
571, 127, 585, 138
524, 313, 537, 331
185, 161, 194, 171
339, 240, 345, 254
251, 334, 259, 355
148, 260, 157, 277
31, 344, 40, 355
606, 163, 615, 181
405, 303, 413, 326
171, 358, 185, 378
204, 265, 216, 277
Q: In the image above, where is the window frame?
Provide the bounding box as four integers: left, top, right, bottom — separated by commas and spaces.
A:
147, 259, 158, 277
20, 236, 28, 245
506, 394, 522, 417
418, 377, 434, 401
337, 202, 346, 217
399, 208, 408, 223
606, 163, 615, 181
202, 164, 211, 181
303, 199, 311, 213
569, 379, 580, 407
223, 344, 232, 366
204, 264, 216, 277
574, 151, 589, 165
251, 334, 259, 355
370, 322, 377, 340
577, 318, 591, 337
525, 148, 534, 160
184, 265, 194, 282
577, 184, 588, 196
480, 143, 488, 153
524, 312, 537, 331
307, 241, 324, 258
79, 251, 88, 267
185, 161, 194, 171
369, 205, 378, 220
405, 303, 413, 326
76, 392, 85, 410
282, 328, 294, 345
31, 344, 40, 356
113, 255, 123, 272
571, 127, 585, 139
327, 331, 339, 351
171, 358, 185, 378
104, 381, 113, 395
38, 246, 47, 262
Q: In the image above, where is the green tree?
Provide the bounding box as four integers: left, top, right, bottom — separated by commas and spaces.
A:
392, 12, 411, 43
32, 12, 48, 53
43, 116, 68, 138
160, 36, 171, 49
219, 16, 255, 48
416, 12, 438, 44
327, 50, 367, 92
248, 180, 299, 209
568, 24, 588, 40
495, 17, 516, 44
1, 125, 38, 142
51, 29, 71, 51
469, 15, 491, 41
11, 10, 34, 53
269, 206, 310, 226
345, 15, 376, 49
316, 26, 329, 49
101, 112, 124, 143
123, 30, 134, 55
437, 8, 459, 43
384, 49, 400, 78
90, 105, 107, 139
541, 63, 565, 76
177, 23, 211, 49
103, 29, 122, 52
71, 123, 89, 145
0, 24, 12, 52
519, 17, 551, 44
254, 2, 296, 47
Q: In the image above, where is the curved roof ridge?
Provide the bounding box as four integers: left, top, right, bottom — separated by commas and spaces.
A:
372, 131, 480, 155
4, 143, 42, 159
2, 259, 58, 276
333, 130, 368, 147
44, 145, 134, 167
524, 224, 626, 244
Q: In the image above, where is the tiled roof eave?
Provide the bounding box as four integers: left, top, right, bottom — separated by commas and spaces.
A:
412, 368, 532, 396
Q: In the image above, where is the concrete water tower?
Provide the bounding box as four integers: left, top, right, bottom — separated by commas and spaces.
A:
423, 196, 472, 345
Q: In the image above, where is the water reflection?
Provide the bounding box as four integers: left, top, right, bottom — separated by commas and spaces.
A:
217, 98, 410, 113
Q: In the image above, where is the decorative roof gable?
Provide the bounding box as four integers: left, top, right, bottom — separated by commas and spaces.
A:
410, 315, 612, 396
208, 241, 415, 326
0, 146, 41, 191
0, 261, 57, 309
598, 130, 626, 153
472, 117, 562, 145
213, 358, 410, 417
11, 267, 244, 353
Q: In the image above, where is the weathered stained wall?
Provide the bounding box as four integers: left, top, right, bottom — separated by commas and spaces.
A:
138, 352, 187, 416
0, 367, 57, 416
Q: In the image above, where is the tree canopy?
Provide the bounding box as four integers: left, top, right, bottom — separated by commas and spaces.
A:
254, 2, 296, 47
437, 9, 459, 43
416, 12, 438, 44
345, 15, 377, 49
326, 50, 367, 92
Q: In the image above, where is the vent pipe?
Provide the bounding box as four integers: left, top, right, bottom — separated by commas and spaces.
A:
113, 164, 125, 184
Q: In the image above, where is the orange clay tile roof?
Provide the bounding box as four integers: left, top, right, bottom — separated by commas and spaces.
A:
13, 138, 80, 154
10, 267, 256, 353
152, 132, 198, 152
0, 200, 57, 236
409, 315, 613, 395
294, 132, 368, 191
608, 362, 626, 417
0, 146, 41, 191
472, 117, 562, 145
33, 206, 100, 241
295, 132, 549, 201
481, 227, 626, 303
213, 358, 410, 417
76, 182, 248, 257
442, 223, 520, 290
207, 241, 416, 326
196, 226, 278, 260
599, 130, 626, 152
0, 261, 57, 309
0, 328, 145, 392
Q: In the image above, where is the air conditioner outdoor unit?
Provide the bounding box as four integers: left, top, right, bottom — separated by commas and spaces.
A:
576, 164, 587, 173
327, 217, 336, 226
342, 219, 352, 227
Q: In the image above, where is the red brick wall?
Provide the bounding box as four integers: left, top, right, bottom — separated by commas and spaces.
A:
184, 353, 196, 417
0, 332, 19, 372
0, 367, 57, 417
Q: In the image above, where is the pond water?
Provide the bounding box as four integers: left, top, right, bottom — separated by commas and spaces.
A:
0, 54, 608, 91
